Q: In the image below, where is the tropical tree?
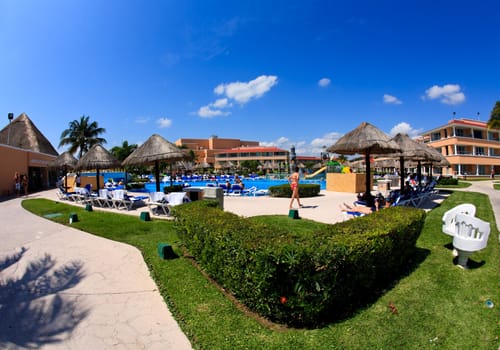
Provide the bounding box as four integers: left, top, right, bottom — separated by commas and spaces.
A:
59, 115, 106, 158
111, 140, 137, 161
487, 101, 500, 129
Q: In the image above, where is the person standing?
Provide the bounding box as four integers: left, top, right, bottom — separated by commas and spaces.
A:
13, 172, 21, 196
21, 174, 29, 196
288, 167, 303, 209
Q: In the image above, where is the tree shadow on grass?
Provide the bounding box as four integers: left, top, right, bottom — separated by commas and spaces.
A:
0, 248, 88, 349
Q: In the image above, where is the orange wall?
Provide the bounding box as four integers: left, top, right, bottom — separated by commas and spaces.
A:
0, 144, 56, 196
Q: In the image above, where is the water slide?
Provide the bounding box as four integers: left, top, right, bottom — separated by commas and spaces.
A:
305, 166, 326, 179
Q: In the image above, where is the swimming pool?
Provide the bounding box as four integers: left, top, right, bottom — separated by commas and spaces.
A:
80, 172, 326, 192
143, 178, 326, 192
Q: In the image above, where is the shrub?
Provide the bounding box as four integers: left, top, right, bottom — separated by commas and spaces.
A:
174, 201, 425, 327
268, 183, 321, 198
163, 184, 184, 193
126, 182, 146, 190
437, 176, 458, 185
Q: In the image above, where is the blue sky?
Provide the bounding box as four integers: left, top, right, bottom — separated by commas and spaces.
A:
1, 0, 499, 156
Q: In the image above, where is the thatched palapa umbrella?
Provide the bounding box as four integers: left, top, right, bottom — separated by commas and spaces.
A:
76, 144, 121, 191
194, 161, 211, 170
327, 122, 401, 205
387, 133, 443, 190
50, 151, 78, 190
122, 134, 189, 192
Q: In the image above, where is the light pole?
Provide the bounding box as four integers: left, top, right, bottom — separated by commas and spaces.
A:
7, 113, 14, 145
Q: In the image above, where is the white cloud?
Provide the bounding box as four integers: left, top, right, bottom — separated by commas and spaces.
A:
197, 105, 230, 118
135, 116, 150, 124
424, 84, 465, 105
318, 78, 331, 87
260, 132, 343, 157
214, 75, 278, 104
197, 98, 232, 118
212, 98, 231, 108
197, 75, 278, 118
390, 122, 423, 137
156, 118, 173, 128
383, 94, 402, 104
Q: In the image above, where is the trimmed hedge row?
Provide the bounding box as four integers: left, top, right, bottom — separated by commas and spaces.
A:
173, 201, 425, 327
437, 176, 459, 185
268, 183, 321, 198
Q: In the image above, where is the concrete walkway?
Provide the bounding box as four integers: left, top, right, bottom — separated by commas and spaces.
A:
452, 180, 500, 231
0, 180, 497, 349
0, 194, 193, 350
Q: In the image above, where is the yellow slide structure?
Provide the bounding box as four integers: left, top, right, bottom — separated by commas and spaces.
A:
305, 166, 326, 179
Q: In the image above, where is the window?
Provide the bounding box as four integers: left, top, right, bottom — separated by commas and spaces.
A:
488, 131, 499, 141
431, 132, 441, 141
456, 145, 467, 155
473, 130, 483, 139
455, 128, 464, 137
478, 165, 486, 175
475, 147, 485, 156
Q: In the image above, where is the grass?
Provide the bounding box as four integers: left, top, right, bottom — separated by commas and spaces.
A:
22, 192, 499, 350
493, 182, 500, 190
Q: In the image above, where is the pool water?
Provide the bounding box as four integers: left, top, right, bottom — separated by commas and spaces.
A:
80, 172, 326, 192
143, 178, 326, 192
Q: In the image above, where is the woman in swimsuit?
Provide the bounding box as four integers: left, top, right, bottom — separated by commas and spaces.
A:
288, 167, 302, 209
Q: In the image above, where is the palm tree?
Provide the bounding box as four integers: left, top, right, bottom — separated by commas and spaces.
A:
487, 101, 500, 129
59, 115, 106, 158
111, 140, 137, 161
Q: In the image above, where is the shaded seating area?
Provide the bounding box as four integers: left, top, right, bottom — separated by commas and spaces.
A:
385, 180, 439, 208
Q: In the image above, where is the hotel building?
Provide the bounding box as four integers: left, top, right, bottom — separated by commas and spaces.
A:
421, 118, 500, 177
175, 136, 291, 170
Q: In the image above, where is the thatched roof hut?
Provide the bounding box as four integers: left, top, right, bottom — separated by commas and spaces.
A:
0, 113, 58, 155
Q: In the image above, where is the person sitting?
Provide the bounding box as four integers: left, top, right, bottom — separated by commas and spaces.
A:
340, 196, 392, 215
234, 175, 244, 189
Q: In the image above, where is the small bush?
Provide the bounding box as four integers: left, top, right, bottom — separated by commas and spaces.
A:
268, 183, 320, 198
437, 176, 458, 185
126, 182, 146, 190
163, 184, 184, 193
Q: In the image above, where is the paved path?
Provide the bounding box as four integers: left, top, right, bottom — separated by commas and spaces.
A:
0, 194, 192, 350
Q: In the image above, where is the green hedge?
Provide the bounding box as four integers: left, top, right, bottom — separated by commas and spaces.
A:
173, 201, 425, 327
126, 182, 146, 190
268, 183, 321, 198
437, 176, 458, 185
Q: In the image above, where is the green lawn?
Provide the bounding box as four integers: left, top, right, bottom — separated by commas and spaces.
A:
23, 191, 499, 350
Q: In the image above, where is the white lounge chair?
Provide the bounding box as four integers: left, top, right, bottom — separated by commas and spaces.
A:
147, 192, 170, 215
111, 189, 147, 210
452, 213, 490, 269
91, 189, 112, 208
147, 191, 190, 216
